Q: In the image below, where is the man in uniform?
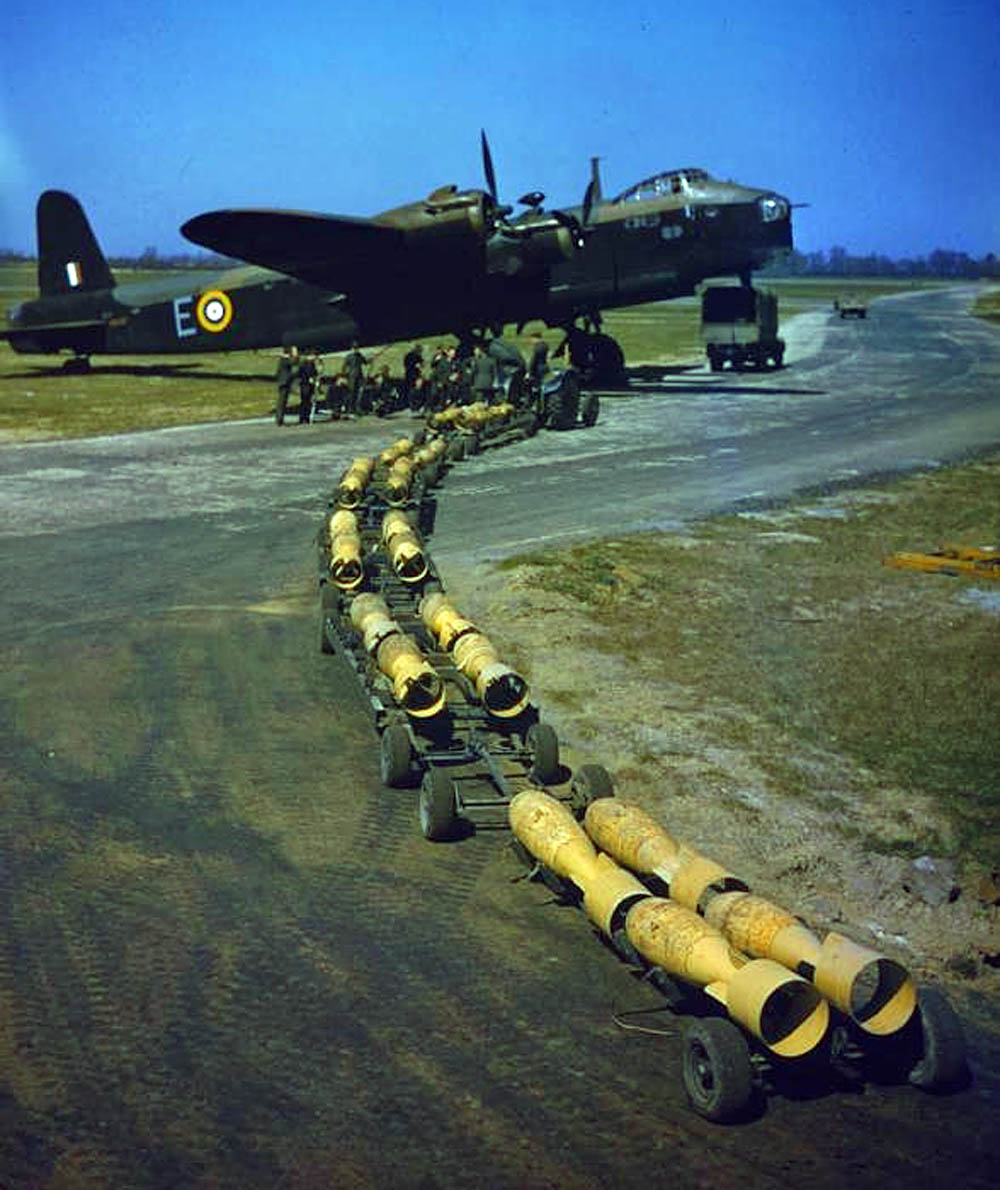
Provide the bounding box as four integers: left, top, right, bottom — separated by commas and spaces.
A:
469, 342, 498, 404
343, 342, 367, 415
528, 331, 549, 398
298, 350, 318, 423
274, 346, 297, 426
403, 344, 424, 409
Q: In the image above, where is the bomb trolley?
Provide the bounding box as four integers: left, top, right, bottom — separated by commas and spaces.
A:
508, 840, 968, 1124
319, 488, 608, 840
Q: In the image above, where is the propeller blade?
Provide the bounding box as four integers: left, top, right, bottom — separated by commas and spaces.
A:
582, 178, 596, 229
481, 129, 498, 204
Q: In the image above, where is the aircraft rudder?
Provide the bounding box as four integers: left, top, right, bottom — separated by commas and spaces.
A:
36, 190, 115, 297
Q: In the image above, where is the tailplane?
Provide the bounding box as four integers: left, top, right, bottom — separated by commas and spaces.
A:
36, 190, 115, 297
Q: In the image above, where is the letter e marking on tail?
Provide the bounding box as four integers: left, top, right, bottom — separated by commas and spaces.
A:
173, 295, 197, 338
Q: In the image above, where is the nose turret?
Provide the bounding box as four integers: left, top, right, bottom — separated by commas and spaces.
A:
758, 194, 789, 224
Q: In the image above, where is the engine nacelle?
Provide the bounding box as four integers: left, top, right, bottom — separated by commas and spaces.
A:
486, 221, 577, 277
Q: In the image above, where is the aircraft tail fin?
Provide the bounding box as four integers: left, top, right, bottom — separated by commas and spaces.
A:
36, 190, 115, 297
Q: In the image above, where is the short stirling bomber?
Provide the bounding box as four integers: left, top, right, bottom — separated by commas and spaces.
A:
3, 134, 792, 373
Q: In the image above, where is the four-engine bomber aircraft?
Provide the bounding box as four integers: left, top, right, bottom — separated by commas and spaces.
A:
2, 135, 792, 373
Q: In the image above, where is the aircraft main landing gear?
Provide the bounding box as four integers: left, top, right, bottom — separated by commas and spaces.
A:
556, 321, 626, 387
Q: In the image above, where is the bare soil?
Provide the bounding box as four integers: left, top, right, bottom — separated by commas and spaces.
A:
438, 470, 1000, 1018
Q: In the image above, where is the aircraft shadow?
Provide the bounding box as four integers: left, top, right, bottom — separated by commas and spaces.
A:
592, 365, 827, 398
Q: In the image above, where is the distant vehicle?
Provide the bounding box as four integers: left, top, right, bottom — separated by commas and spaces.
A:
701, 285, 784, 371
3, 133, 793, 377
833, 296, 868, 319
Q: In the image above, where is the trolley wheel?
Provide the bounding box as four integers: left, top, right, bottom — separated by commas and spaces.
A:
544, 371, 580, 430
319, 585, 337, 654
380, 723, 413, 788
420, 767, 457, 841
527, 722, 560, 785
570, 763, 614, 813
319, 609, 334, 655
907, 987, 967, 1090
682, 1017, 754, 1123
580, 391, 600, 428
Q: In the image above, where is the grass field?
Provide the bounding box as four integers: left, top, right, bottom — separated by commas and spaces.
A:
497, 456, 1000, 865
973, 285, 1000, 325
0, 263, 956, 441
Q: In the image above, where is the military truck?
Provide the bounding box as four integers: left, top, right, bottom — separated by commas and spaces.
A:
701, 285, 784, 371
834, 295, 868, 319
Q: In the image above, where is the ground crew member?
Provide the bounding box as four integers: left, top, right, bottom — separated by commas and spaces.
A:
488, 336, 526, 404
528, 332, 549, 396
275, 346, 297, 426
445, 345, 468, 405
298, 350, 318, 423
469, 342, 498, 404
403, 344, 424, 408
343, 342, 367, 414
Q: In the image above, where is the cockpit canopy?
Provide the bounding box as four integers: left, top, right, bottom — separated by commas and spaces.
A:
611, 169, 712, 204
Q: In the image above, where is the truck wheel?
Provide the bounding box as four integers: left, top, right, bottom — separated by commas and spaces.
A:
570, 764, 614, 814
527, 722, 560, 784
420, 767, 457, 841
682, 1018, 754, 1123
580, 391, 600, 427
380, 723, 413, 788
907, 987, 967, 1090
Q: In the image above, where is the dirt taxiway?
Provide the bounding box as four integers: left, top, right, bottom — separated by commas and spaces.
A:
0, 287, 997, 1187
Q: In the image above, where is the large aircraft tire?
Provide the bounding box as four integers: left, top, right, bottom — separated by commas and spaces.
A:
581, 391, 600, 427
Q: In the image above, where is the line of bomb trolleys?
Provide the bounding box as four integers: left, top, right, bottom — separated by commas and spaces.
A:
316, 398, 968, 1124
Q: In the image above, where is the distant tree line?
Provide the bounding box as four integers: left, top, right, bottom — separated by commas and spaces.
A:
2, 243, 997, 279
761, 246, 999, 279
0, 247, 236, 270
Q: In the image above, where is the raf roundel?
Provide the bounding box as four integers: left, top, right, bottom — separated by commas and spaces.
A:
195, 289, 234, 333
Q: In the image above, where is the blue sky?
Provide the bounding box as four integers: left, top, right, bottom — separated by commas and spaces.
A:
1, 0, 997, 258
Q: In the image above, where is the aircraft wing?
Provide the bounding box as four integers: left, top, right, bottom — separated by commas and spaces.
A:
181, 209, 407, 290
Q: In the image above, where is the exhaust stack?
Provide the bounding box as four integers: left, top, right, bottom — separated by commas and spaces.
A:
510, 791, 828, 1057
